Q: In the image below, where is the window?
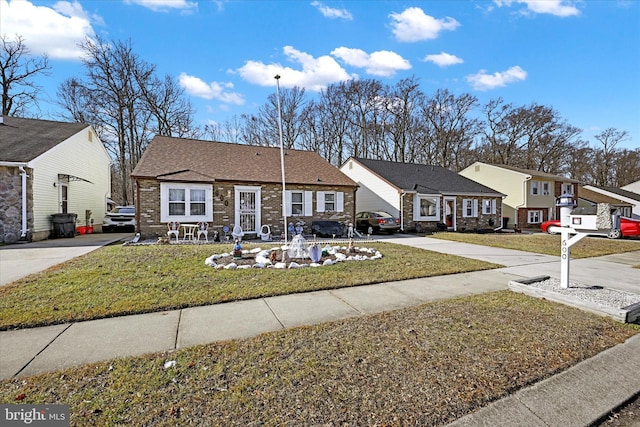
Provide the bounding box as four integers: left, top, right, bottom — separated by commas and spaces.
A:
462, 199, 478, 218
291, 191, 303, 216
316, 191, 344, 213
482, 199, 496, 215
169, 189, 186, 215
562, 183, 574, 195
528, 210, 543, 224
190, 189, 206, 215
286, 190, 313, 216
542, 182, 551, 196
414, 195, 439, 220
530, 180, 540, 195
161, 183, 213, 222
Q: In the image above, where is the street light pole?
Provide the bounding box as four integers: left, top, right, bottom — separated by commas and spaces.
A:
275, 74, 287, 242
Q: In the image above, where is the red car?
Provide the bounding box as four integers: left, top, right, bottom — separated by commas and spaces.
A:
540, 217, 640, 239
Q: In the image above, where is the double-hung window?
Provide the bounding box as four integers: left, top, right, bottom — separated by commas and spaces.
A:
316, 191, 344, 213
542, 182, 551, 196
462, 199, 478, 218
530, 180, 540, 196
528, 210, 543, 224
161, 183, 212, 222
482, 199, 496, 215
286, 190, 313, 216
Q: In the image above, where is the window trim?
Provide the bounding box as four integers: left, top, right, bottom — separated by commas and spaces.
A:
527, 210, 543, 224
482, 199, 496, 215
414, 194, 440, 221
317, 191, 344, 213
462, 199, 478, 218
160, 183, 213, 222
286, 190, 313, 216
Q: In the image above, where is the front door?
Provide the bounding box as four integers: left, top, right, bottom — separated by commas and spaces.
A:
444, 197, 456, 231
234, 186, 261, 234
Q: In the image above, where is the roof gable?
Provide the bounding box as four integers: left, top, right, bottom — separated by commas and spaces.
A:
588, 185, 640, 203
0, 116, 88, 162
352, 158, 503, 196
132, 136, 357, 187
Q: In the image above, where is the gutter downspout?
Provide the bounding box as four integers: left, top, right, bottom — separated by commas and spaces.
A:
514, 176, 532, 230
19, 166, 28, 238
400, 191, 405, 232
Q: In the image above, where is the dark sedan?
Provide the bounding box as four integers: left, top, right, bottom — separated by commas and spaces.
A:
355, 211, 401, 234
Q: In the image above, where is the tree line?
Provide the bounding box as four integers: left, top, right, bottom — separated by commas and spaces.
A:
2, 34, 639, 205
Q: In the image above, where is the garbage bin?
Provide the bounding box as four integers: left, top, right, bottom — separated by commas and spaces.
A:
51, 213, 77, 238
502, 217, 509, 229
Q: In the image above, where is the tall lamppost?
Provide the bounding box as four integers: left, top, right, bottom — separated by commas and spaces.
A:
275, 74, 287, 242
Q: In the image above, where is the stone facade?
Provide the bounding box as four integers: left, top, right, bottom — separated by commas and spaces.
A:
401, 194, 502, 233
0, 166, 34, 243
135, 178, 356, 239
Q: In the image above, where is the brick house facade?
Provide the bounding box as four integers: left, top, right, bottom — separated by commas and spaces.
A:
132, 137, 357, 239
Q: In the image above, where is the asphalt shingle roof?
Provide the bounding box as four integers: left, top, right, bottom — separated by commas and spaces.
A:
487, 163, 581, 183
590, 186, 640, 203
0, 116, 88, 162
353, 158, 503, 195
132, 136, 357, 187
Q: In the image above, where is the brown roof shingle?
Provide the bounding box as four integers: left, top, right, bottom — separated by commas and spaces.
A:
132, 136, 357, 187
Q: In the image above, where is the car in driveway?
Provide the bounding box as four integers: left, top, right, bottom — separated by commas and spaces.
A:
540, 217, 640, 239
355, 211, 401, 234
102, 206, 136, 232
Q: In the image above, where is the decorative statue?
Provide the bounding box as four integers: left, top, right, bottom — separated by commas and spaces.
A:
233, 238, 242, 260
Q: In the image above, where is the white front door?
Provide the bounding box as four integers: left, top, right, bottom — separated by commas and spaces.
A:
234, 186, 261, 234
444, 197, 456, 231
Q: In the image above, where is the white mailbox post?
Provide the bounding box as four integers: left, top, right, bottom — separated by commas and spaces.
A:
557, 193, 587, 288
556, 194, 622, 288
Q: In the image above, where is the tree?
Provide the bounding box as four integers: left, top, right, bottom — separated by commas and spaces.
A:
57, 36, 195, 204
1, 34, 51, 116
593, 128, 629, 186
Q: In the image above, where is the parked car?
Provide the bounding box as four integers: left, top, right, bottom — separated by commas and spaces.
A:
540, 217, 640, 238
355, 211, 401, 234
311, 220, 346, 238
102, 206, 136, 232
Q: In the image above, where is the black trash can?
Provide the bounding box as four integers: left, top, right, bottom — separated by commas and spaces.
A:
502, 217, 509, 229
51, 213, 77, 238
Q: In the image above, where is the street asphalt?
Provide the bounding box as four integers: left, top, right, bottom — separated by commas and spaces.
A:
0, 232, 639, 426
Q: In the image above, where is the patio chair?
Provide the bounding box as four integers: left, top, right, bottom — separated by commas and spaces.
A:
196, 221, 209, 242
167, 221, 180, 242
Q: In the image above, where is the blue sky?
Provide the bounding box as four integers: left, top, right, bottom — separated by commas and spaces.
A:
2, 0, 639, 149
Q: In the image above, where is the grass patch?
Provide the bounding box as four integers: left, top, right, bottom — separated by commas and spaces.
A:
0, 242, 500, 330
430, 232, 640, 258
1, 291, 637, 426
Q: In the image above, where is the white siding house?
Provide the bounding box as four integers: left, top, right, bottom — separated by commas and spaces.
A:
0, 117, 112, 242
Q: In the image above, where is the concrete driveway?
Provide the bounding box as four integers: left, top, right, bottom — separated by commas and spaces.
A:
0, 232, 133, 286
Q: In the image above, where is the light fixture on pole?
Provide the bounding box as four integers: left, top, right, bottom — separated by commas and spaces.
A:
275, 74, 287, 242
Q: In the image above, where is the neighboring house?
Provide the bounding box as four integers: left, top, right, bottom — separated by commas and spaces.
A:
459, 162, 580, 230
0, 116, 112, 243
576, 186, 634, 218
621, 179, 640, 195
131, 136, 358, 238
339, 158, 504, 233
583, 185, 640, 219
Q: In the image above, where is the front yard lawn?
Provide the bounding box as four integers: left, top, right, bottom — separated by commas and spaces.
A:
1, 291, 637, 426
0, 242, 500, 330
430, 232, 640, 258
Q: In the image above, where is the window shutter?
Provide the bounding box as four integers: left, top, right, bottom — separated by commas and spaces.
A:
473, 199, 478, 217
317, 191, 325, 213
304, 191, 313, 216
492, 199, 496, 214
285, 191, 292, 216
336, 192, 344, 212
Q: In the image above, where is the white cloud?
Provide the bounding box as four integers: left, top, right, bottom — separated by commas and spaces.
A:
466, 66, 527, 91
332, 47, 411, 77
493, 0, 580, 17
178, 73, 245, 105
124, 0, 197, 12
389, 7, 460, 42
0, 0, 97, 60
423, 52, 463, 67
236, 46, 353, 91
311, 1, 352, 20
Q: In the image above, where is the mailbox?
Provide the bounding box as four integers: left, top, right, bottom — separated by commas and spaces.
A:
569, 203, 619, 231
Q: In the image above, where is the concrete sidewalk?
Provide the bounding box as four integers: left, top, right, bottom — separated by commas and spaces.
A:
1, 233, 639, 426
